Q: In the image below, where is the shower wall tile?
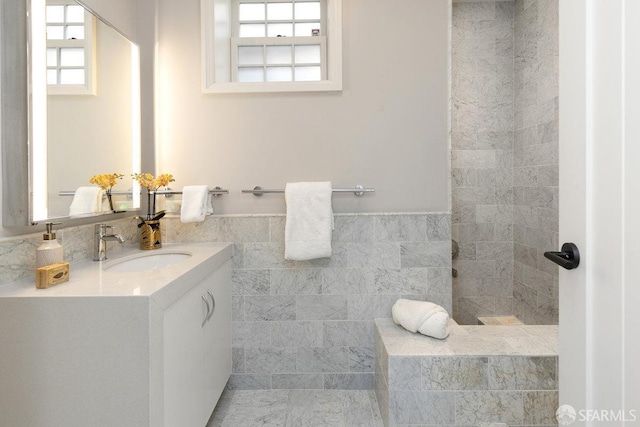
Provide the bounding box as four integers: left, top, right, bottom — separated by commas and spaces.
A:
452, 1, 515, 324
453, 0, 558, 325
163, 213, 451, 390
513, 0, 559, 326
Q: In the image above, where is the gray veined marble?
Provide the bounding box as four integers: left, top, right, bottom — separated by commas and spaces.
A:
270, 268, 323, 295
455, 391, 524, 425
389, 390, 456, 425
371, 268, 427, 295
400, 241, 451, 269
422, 357, 489, 390
245, 347, 297, 374
375, 318, 558, 426
271, 374, 323, 390
323, 321, 373, 348
232, 269, 270, 295
348, 242, 401, 269
244, 295, 296, 321
388, 357, 422, 390
321, 268, 372, 295
348, 346, 375, 373
232, 321, 271, 348
373, 215, 428, 242
488, 356, 557, 390
297, 347, 348, 373
324, 373, 375, 390
296, 295, 348, 321
271, 321, 324, 348
218, 216, 270, 244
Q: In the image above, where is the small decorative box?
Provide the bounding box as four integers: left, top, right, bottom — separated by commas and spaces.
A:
36, 262, 70, 289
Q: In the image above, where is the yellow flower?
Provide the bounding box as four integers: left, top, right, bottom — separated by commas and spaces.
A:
89, 173, 124, 191
154, 174, 175, 188
132, 172, 175, 190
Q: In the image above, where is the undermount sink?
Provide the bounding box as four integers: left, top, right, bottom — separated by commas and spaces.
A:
104, 251, 192, 273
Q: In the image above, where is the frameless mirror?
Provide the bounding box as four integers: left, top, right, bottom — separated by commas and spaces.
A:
1, 0, 141, 226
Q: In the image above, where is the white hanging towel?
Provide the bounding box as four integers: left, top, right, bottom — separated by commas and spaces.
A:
391, 298, 450, 340
284, 181, 333, 260
181, 185, 213, 223
69, 187, 104, 217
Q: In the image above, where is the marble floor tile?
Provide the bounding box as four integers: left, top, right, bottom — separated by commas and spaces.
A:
208, 389, 384, 427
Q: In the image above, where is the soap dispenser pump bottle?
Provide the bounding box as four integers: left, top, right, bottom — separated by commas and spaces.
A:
36, 222, 64, 268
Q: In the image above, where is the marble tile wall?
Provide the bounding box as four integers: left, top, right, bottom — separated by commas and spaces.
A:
163, 213, 452, 390
451, 1, 516, 324
451, 0, 559, 325
513, 0, 559, 324
0, 218, 138, 285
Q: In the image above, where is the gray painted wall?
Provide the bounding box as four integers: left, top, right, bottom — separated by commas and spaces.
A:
154, 0, 450, 214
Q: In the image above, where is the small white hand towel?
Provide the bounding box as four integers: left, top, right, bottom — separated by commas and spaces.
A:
180, 185, 212, 223
284, 181, 333, 261
69, 186, 104, 217
392, 298, 450, 340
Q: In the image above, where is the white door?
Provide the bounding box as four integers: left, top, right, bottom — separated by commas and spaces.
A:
559, 0, 640, 423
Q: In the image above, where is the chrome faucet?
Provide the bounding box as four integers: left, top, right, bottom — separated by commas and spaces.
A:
94, 224, 126, 261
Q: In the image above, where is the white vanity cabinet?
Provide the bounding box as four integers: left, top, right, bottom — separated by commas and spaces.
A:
0, 243, 232, 427
164, 261, 231, 426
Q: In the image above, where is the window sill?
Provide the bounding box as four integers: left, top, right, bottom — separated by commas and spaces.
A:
202, 79, 342, 94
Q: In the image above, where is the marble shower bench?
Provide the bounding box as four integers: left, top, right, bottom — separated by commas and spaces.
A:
374, 318, 558, 427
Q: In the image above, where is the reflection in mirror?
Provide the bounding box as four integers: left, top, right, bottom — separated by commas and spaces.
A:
31, 0, 141, 221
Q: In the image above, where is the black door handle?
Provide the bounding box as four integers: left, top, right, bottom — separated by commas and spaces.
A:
544, 243, 580, 270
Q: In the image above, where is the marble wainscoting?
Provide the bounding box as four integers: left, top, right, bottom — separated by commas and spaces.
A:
0, 218, 138, 285
163, 213, 452, 390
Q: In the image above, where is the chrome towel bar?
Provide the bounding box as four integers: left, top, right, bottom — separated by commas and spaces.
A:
242, 185, 374, 197
150, 187, 228, 198
60, 187, 229, 198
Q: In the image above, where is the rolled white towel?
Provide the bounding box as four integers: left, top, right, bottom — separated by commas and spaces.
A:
391, 298, 450, 339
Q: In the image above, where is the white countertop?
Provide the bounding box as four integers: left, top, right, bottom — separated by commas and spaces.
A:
0, 243, 232, 307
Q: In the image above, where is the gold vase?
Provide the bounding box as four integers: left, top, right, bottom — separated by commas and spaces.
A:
140, 219, 162, 250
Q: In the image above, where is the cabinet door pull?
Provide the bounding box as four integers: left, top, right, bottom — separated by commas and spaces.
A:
206, 290, 216, 322
201, 295, 211, 327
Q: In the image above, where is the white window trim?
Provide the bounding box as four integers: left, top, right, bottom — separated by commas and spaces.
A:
46, 0, 97, 96
201, 0, 342, 93
231, 36, 327, 82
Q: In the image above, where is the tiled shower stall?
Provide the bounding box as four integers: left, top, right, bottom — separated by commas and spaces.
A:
451, 0, 559, 325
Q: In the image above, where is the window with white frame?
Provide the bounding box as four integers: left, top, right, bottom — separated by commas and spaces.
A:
201, 0, 342, 93
46, 0, 96, 95
232, 0, 325, 83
